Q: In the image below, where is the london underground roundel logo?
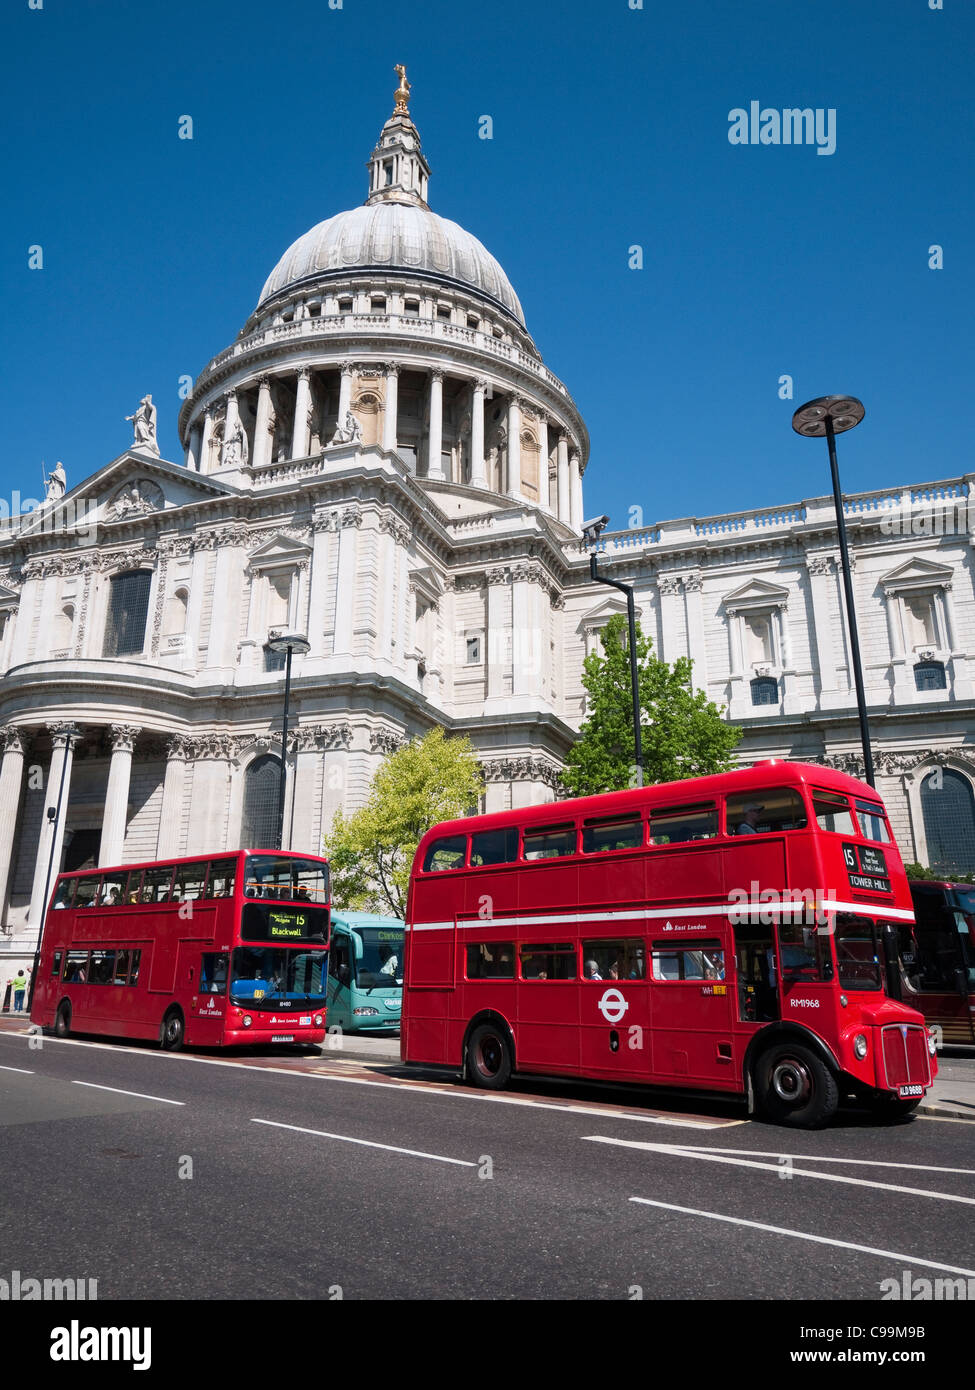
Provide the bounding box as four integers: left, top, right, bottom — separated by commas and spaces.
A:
597, 988, 629, 1024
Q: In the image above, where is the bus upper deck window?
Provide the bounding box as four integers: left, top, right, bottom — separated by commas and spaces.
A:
725, 789, 806, 836
812, 790, 856, 836
855, 799, 891, 843
52, 879, 75, 910
422, 836, 468, 872
470, 827, 519, 867
74, 878, 100, 909
581, 818, 644, 853
523, 825, 577, 860
649, 804, 717, 845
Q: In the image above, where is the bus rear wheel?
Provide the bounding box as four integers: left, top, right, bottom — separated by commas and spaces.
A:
754, 1042, 838, 1129
54, 1003, 71, 1039
160, 1009, 184, 1052
466, 1022, 513, 1091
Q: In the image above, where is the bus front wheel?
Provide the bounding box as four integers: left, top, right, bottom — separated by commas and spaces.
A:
754, 1042, 838, 1129
54, 1003, 71, 1039
160, 1009, 184, 1052
466, 1022, 513, 1091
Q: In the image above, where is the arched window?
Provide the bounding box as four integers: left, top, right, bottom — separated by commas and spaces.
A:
163, 588, 188, 637
103, 570, 152, 657
750, 676, 779, 706
921, 769, 975, 875
241, 755, 283, 849
53, 604, 74, 651
915, 661, 947, 692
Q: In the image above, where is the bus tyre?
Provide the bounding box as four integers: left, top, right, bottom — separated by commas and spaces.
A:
54, 1003, 71, 1039
466, 1022, 513, 1091
866, 1092, 922, 1124
160, 1009, 184, 1052
754, 1042, 838, 1129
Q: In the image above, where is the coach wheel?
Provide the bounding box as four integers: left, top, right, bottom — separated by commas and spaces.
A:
54, 1002, 71, 1039
865, 1092, 922, 1124
160, 1008, 185, 1052
754, 1042, 838, 1129
466, 1022, 513, 1091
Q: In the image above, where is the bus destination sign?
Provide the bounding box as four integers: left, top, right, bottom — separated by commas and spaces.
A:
269, 910, 307, 940
842, 843, 891, 894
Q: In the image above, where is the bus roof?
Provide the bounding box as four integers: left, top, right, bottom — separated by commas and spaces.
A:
330, 911, 405, 930
415, 760, 882, 850
53, 848, 329, 879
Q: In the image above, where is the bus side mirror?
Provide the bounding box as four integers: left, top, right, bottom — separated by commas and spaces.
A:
955, 966, 969, 996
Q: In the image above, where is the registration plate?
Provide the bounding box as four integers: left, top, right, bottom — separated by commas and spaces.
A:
271, 1034, 295, 1043
899, 1084, 923, 1097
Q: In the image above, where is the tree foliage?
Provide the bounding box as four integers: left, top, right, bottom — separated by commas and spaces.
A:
562, 613, 742, 796
323, 726, 484, 917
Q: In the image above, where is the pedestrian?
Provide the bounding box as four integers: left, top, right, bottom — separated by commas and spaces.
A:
11, 969, 28, 1013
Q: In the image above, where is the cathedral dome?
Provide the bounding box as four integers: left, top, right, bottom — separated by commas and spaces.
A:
257, 202, 525, 327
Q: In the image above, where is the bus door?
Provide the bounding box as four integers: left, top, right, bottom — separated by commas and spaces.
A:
190, 950, 229, 1041
907, 885, 975, 1044
326, 928, 352, 1031
732, 921, 779, 1026
578, 935, 651, 1082
648, 934, 735, 1086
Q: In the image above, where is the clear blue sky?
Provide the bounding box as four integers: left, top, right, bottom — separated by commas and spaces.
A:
1, 0, 971, 528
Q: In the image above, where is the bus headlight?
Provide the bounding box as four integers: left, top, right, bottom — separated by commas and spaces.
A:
314, 1015, 323, 1027
853, 1033, 868, 1059
242, 1015, 253, 1028
928, 1029, 938, 1056
353, 1007, 380, 1017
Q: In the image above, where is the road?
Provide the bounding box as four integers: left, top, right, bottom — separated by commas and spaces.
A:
0, 1022, 973, 1302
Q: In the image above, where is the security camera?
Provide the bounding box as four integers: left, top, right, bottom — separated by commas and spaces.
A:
581, 515, 610, 544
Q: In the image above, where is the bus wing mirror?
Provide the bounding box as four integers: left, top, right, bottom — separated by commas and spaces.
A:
955, 966, 970, 997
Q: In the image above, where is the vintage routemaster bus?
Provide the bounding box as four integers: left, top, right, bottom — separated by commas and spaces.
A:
31, 850, 330, 1050
402, 761, 937, 1127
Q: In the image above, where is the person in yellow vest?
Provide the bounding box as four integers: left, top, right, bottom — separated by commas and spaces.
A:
11, 969, 28, 1012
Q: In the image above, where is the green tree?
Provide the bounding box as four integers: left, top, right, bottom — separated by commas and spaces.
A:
323, 726, 484, 917
562, 613, 742, 795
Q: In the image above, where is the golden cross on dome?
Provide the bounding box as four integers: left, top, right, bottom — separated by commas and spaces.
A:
393, 64, 411, 116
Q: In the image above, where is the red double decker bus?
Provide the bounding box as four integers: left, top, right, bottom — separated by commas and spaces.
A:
31, 850, 330, 1050
402, 761, 936, 1127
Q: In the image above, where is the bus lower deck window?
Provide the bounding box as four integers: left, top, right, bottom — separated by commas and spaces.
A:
466, 943, 515, 978
519, 943, 576, 980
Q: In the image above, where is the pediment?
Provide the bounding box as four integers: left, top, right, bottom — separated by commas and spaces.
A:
409, 564, 445, 604
579, 594, 629, 630
247, 533, 313, 568
880, 556, 954, 591
722, 578, 790, 610
0, 582, 19, 606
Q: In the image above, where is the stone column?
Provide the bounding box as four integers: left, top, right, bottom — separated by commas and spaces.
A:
335, 362, 354, 430
223, 390, 241, 465
333, 509, 361, 655
156, 734, 188, 858
98, 725, 141, 866
537, 418, 551, 511
485, 568, 510, 703
383, 364, 399, 452
683, 574, 707, 692
471, 379, 487, 488
805, 554, 839, 702
205, 528, 247, 676
0, 727, 29, 927
27, 723, 80, 930
427, 370, 445, 480
569, 451, 583, 532
199, 407, 214, 474
291, 369, 311, 459
557, 435, 570, 524
506, 397, 522, 499
186, 422, 203, 472
253, 376, 273, 469
308, 516, 333, 657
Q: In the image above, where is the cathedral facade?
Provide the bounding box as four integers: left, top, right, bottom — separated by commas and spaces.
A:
1, 77, 973, 963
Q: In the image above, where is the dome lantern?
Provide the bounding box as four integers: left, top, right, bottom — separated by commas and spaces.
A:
366, 64, 431, 209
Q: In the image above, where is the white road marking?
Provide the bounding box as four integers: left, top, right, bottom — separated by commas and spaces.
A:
601, 1141, 975, 1177
629, 1197, 975, 1279
0, 1064, 34, 1074
71, 1081, 185, 1105
251, 1117, 475, 1166
586, 1137, 975, 1205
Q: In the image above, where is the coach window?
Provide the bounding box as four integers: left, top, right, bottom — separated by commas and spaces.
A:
466, 943, 515, 979
725, 788, 807, 836
128, 950, 142, 986
811, 790, 856, 836
581, 939, 646, 980
88, 951, 116, 985
581, 818, 644, 854
74, 877, 100, 909
50, 951, 63, 978
519, 943, 576, 980
649, 804, 717, 846
173, 861, 207, 901
651, 941, 724, 981
470, 827, 519, 867
63, 951, 89, 982
523, 824, 577, 860
120, 870, 143, 905
423, 836, 468, 872
52, 879, 75, 910
142, 865, 174, 903
98, 874, 126, 907
205, 859, 237, 898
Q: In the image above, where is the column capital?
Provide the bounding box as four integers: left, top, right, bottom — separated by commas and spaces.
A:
383, 362, 400, 377
429, 367, 445, 383
473, 377, 489, 393
109, 724, 142, 754
257, 373, 272, 389
0, 725, 29, 756
339, 360, 355, 377
166, 732, 191, 761
47, 721, 81, 749
224, 386, 239, 402
296, 366, 311, 382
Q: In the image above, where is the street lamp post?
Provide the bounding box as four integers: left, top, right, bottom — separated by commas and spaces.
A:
26, 728, 75, 1013
582, 517, 644, 788
792, 395, 875, 787
266, 632, 310, 849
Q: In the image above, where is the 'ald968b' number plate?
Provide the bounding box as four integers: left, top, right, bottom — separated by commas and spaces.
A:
899, 1084, 923, 1097
271, 1035, 295, 1043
